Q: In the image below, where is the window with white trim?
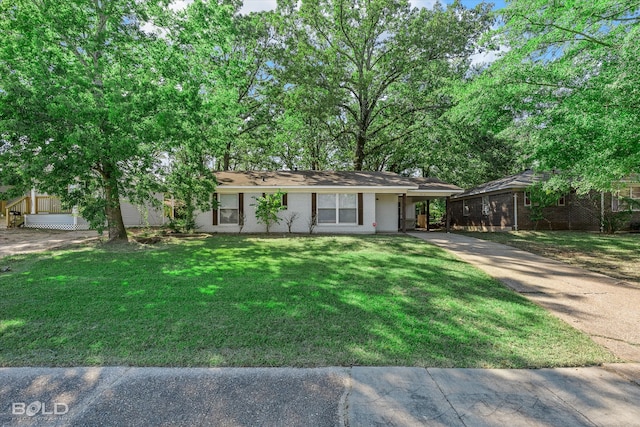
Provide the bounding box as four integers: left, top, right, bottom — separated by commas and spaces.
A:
219, 194, 239, 224
613, 185, 640, 211
317, 193, 357, 224
632, 186, 640, 207
524, 192, 532, 207
481, 196, 490, 216
462, 200, 470, 216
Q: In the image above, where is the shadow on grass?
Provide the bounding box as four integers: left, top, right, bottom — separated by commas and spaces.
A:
0, 235, 615, 368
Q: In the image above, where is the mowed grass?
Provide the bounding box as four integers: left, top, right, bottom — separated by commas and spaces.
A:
460, 231, 640, 283
0, 235, 616, 368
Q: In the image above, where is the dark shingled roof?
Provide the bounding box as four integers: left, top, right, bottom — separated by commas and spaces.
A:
453, 170, 542, 198
410, 177, 463, 192
214, 171, 463, 194
215, 171, 415, 188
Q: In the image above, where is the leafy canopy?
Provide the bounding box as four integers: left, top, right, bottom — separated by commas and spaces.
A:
453, 0, 640, 192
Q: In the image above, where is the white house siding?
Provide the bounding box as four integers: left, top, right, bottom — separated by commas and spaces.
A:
120, 195, 166, 227
196, 191, 381, 234
374, 193, 399, 232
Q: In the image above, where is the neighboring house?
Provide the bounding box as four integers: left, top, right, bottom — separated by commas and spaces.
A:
449, 170, 640, 231
195, 171, 463, 234
1, 188, 166, 230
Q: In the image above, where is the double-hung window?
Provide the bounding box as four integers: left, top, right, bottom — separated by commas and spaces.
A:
219, 194, 239, 224
318, 193, 357, 224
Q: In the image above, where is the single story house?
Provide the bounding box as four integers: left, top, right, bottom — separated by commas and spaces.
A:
449, 170, 640, 231
194, 171, 463, 234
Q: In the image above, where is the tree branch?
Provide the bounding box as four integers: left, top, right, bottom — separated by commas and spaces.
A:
519, 14, 615, 48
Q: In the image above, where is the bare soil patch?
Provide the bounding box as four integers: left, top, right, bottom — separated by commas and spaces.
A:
0, 228, 100, 260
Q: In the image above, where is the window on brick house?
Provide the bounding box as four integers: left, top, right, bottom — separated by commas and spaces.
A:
481, 196, 490, 216
613, 186, 640, 211
463, 200, 470, 216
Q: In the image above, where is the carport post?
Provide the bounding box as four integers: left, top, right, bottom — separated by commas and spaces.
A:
445, 196, 450, 233
426, 200, 430, 231
401, 193, 407, 233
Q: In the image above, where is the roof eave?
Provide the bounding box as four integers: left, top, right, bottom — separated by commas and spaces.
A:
215, 185, 416, 192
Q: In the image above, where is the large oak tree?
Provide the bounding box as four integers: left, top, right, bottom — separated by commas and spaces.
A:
0, 0, 171, 240
276, 0, 493, 171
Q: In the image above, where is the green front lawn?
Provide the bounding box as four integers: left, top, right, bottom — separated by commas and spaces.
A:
0, 235, 615, 367
459, 231, 640, 283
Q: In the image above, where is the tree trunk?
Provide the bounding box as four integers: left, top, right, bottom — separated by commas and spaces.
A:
223, 142, 232, 171
103, 168, 128, 242
354, 132, 366, 171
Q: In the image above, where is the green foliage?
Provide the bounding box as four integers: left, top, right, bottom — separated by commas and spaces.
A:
602, 194, 640, 234
276, 0, 493, 171
0, 0, 172, 240
453, 0, 640, 192
166, 2, 278, 171
525, 180, 568, 230
252, 191, 287, 233
418, 118, 521, 189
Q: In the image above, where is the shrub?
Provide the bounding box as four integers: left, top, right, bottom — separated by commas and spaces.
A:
252, 191, 287, 233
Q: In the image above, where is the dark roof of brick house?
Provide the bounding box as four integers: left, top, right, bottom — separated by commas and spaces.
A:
453, 170, 543, 198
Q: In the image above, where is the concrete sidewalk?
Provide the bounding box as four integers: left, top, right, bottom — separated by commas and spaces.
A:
2, 365, 640, 426
410, 232, 640, 362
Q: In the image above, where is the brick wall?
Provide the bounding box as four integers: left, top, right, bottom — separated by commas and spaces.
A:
450, 193, 515, 231
517, 191, 600, 231
451, 189, 639, 232
452, 190, 607, 231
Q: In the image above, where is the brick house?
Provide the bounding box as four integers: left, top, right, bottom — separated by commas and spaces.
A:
449, 170, 640, 231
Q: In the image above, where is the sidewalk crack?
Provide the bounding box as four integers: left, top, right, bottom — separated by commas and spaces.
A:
426, 368, 467, 427
339, 369, 352, 427
537, 381, 598, 427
